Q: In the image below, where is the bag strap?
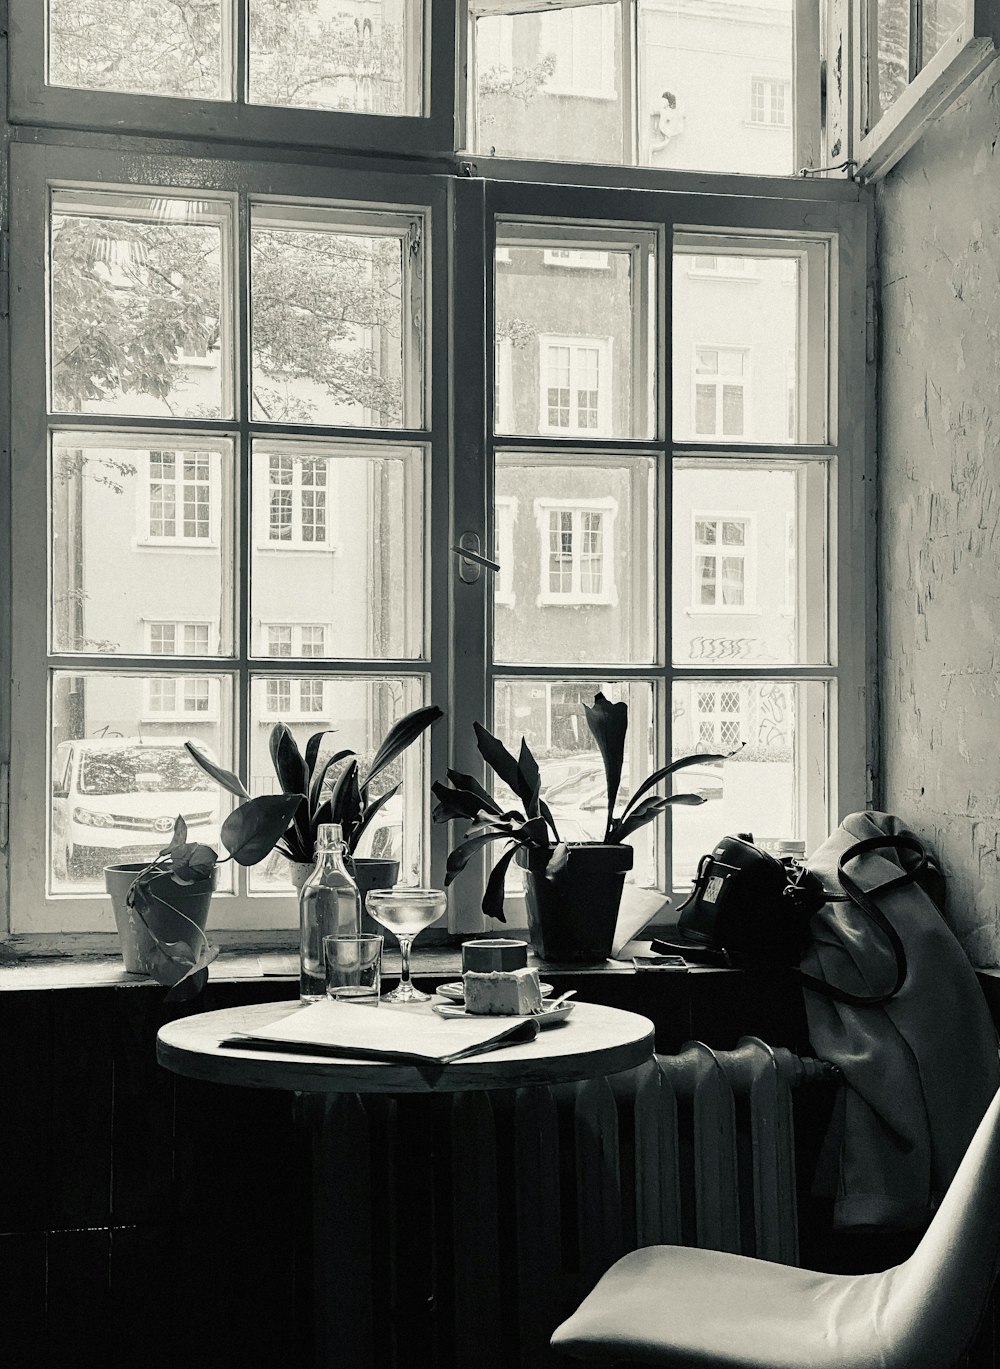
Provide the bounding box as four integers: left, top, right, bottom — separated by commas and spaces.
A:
795, 832, 927, 1007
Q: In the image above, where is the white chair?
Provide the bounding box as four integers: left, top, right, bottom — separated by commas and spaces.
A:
552, 1085, 1000, 1368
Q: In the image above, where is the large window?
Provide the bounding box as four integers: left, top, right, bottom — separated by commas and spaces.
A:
3, 1, 872, 950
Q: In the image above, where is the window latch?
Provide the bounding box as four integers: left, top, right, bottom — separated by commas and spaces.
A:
451, 534, 500, 584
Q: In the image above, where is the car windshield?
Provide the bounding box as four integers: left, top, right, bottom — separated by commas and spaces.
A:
78, 747, 215, 796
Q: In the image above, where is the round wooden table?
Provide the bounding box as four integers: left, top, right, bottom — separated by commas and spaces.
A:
157, 999, 656, 1369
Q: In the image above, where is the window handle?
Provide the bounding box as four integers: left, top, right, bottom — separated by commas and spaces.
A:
451, 534, 500, 583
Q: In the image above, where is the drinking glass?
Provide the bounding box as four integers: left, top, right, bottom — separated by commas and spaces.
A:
324, 933, 383, 1003
364, 888, 447, 1003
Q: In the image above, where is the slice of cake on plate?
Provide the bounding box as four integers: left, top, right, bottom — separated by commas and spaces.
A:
463, 966, 542, 1015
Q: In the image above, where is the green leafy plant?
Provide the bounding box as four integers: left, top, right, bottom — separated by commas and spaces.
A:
186, 705, 443, 869
127, 788, 304, 1001
432, 692, 724, 923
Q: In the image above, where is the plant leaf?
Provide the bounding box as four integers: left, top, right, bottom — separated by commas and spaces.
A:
583, 692, 629, 840
618, 752, 726, 822
160, 814, 188, 857
608, 792, 705, 845
310, 748, 355, 815
517, 739, 542, 818
168, 842, 217, 883
352, 783, 400, 844
362, 704, 443, 792
431, 780, 496, 824
329, 759, 362, 844
304, 730, 337, 788
545, 842, 570, 881
446, 769, 502, 815
474, 722, 528, 805
444, 830, 517, 885
269, 723, 310, 796
481, 842, 519, 924
184, 742, 250, 801
539, 799, 561, 844
221, 792, 305, 866
519, 815, 550, 846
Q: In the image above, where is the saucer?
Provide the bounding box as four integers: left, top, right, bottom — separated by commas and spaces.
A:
432, 1001, 573, 1026
437, 980, 554, 1003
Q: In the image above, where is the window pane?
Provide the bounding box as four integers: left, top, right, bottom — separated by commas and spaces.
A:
673, 460, 828, 665
473, 4, 624, 163
492, 679, 657, 885
50, 433, 233, 655
674, 243, 824, 443
47, 0, 229, 100
50, 192, 231, 419
671, 679, 828, 887
250, 205, 412, 428
49, 671, 234, 895
922, 0, 965, 66
250, 441, 424, 660
495, 234, 655, 439
249, 0, 421, 115
876, 0, 910, 123
638, 0, 801, 174
493, 455, 656, 665
248, 675, 425, 891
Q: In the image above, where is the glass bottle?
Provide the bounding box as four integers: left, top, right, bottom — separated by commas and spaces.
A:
299, 822, 362, 1003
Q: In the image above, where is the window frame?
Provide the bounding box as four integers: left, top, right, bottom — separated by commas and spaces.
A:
6, 142, 450, 945
139, 448, 221, 548
255, 450, 341, 552
537, 333, 614, 438
9, 0, 457, 159
692, 345, 750, 441
852, 0, 1000, 179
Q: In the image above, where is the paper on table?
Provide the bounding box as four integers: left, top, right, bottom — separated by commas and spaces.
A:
225, 999, 542, 1065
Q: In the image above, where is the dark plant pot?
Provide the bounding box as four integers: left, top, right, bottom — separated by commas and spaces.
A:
105, 862, 216, 982
352, 857, 401, 935
516, 843, 633, 963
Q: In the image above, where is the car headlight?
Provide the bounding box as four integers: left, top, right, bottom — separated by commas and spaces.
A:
73, 807, 114, 828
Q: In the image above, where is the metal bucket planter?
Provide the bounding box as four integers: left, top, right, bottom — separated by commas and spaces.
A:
352, 857, 401, 935
105, 862, 216, 982
516, 843, 633, 962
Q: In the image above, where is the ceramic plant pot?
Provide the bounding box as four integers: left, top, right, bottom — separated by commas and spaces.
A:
105, 862, 216, 979
516, 843, 634, 962
352, 857, 401, 935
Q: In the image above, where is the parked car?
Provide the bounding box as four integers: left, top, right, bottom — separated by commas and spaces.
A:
51, 737, 223, 880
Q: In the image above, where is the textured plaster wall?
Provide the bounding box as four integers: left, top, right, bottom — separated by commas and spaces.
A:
878, 62, 1000, 965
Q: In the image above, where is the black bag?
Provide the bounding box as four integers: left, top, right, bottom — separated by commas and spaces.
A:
654, 831, 929, 1006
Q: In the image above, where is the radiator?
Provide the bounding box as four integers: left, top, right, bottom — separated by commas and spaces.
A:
308, 1036, 835, 1369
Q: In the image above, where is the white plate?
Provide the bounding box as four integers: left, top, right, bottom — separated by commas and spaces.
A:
432, 1001, 573, 1025
437, 980, 554, 1003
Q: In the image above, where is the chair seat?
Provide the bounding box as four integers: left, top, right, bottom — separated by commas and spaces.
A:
551, 1244, 900, 1368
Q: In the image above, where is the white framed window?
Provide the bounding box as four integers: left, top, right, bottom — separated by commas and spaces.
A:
142, 620, 215, 718
749, 76, 791, 127
687, 256, 760, 280
263, 452, 332, 548
854, 0, 1000, 180
261, 624, 330, 718
534, 498, 617, 606
786, 349, 798, 441
141, 449, 216, 545
541, 6, 617, 100
783, 512, 797, 616
696, 685, 745, 750
690, 514, 756, 613
493, 496, 517, 606
542, 249, 611, 270
494, 336, 514, 433
539, 335, 612, 436
693, 347, 748, 439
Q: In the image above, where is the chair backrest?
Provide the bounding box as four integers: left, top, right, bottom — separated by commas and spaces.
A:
882, 1083, 1000, 1367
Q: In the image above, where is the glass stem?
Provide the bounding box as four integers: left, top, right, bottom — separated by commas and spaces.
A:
398, 935, 413, 990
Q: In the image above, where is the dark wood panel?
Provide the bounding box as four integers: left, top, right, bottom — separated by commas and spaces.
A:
45, 1228, 112, 1365
0, 1231, 47, 1366
0, 993, 52, 1233
111, 989, 176, 1225
49, 990, 114, 1229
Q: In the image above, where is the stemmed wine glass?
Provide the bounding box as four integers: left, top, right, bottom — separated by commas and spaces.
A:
365, 888, 447, 1003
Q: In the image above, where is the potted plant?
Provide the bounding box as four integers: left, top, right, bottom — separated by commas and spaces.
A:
186, 706, 443, 924
432, 692, 722, 961
104, 785, 303, 1001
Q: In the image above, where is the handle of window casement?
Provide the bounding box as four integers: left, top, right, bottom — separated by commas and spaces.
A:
451, 533, 500, 584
